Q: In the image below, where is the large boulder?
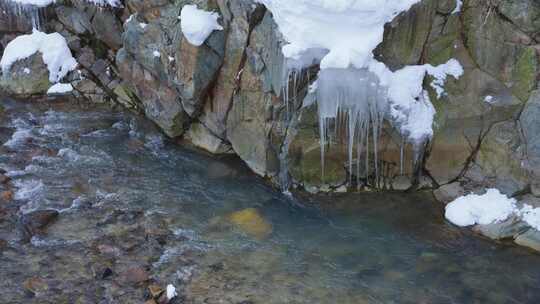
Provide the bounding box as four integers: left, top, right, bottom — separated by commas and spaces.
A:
0, 53, 51, 96
226, 11, 284, 177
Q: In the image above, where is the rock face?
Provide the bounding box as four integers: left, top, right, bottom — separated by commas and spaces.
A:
0, 0, 539, 199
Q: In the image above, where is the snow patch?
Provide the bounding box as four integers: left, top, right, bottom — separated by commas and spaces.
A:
257, 0, 421, 70
0, 30, 77, 83
484, 95, 494, 104
445, 189, 517, 227
452, 0, 463, 14
47, 83, 73, 94
166, 284, 177, 300
520, 205, 540, 231
180, 4, 223, 46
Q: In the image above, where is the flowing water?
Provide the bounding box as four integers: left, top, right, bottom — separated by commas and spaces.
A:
1, 98, 540, 304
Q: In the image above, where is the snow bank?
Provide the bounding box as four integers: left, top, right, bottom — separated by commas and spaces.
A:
521, 205, 540, 231
47, 83, 73, 94
0, 30, 77, 83
259, 0, 464, 147
180, 5, 223, 46
257, 0, 420, 69
445, 189, 517, 227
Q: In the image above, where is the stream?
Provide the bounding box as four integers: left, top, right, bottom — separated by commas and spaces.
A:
1, 98, 540, 304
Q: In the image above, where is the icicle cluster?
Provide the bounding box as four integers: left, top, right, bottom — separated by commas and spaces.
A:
315, 68, 388, 184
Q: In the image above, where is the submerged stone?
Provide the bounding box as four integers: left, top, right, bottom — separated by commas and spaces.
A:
227, 208, 272, 240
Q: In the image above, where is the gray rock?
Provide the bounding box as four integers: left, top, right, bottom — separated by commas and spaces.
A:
186, 123, 231, 154
0, 53, 51, 96
515, 229, 540, 252
433, 182, 465, 204
20, 209, 59, 238
473, 216, 529, 240
521, 89, 540, 197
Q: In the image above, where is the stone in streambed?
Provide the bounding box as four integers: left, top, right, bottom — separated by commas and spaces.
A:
0, 190, 13, 202
227, 208, 272, 240
148, 284, 164, 299
118, 266, 149, 286
20, 209, 59, 237
0, 174, 10, 184
515, 229, 540, 252
23, 277, 48, 295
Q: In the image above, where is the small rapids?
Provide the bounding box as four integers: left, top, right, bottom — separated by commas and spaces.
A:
1, 98, 540, 304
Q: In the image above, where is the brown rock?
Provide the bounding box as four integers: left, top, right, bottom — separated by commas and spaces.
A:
0, 239, 7, 250
148, 284, 164, 298
0, 174, 10, 184
0, 190, 13, 202
157, 293, 170, 304
118, 267, 149, 286
20, 209, 59, 236
23, 277, 48, 294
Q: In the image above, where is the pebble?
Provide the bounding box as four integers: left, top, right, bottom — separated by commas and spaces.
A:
148, 284, 164, 298
20, 209, 59, 237
0, 174, 10, 184
23, 277, 48, 294
118, 266, 149, 286
0, 190, 13, 202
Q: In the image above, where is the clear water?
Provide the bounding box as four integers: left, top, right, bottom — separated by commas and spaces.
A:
1, 98, 540, 304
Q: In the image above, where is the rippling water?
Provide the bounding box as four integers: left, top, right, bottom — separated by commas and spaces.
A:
1, 98, 540, 304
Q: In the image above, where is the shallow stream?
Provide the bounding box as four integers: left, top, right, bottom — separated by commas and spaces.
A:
1, 98, 539, 304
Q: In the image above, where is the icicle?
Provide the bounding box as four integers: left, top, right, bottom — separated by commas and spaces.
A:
314, 68, 390, 188
1, 0, 50, 30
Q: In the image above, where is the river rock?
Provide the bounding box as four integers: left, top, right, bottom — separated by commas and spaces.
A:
118, 266, 149, 286
0, 190, 13, 202
227, 208, 272, 240
0, 239, 7, 251
515, 229, 540, 252
23, 277, 48, 295
433, 182, 465, 204
472, 215, 529, 240
0, 173, 10, 184
0, 53, 51, 97
20, 209, 59, 237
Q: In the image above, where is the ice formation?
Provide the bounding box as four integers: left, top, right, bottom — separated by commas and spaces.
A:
258, 0, 464, 184
3, 0, 121, 27
180, 5, 223, 46
0, 30, 77, 83
445, 189, 517, 227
